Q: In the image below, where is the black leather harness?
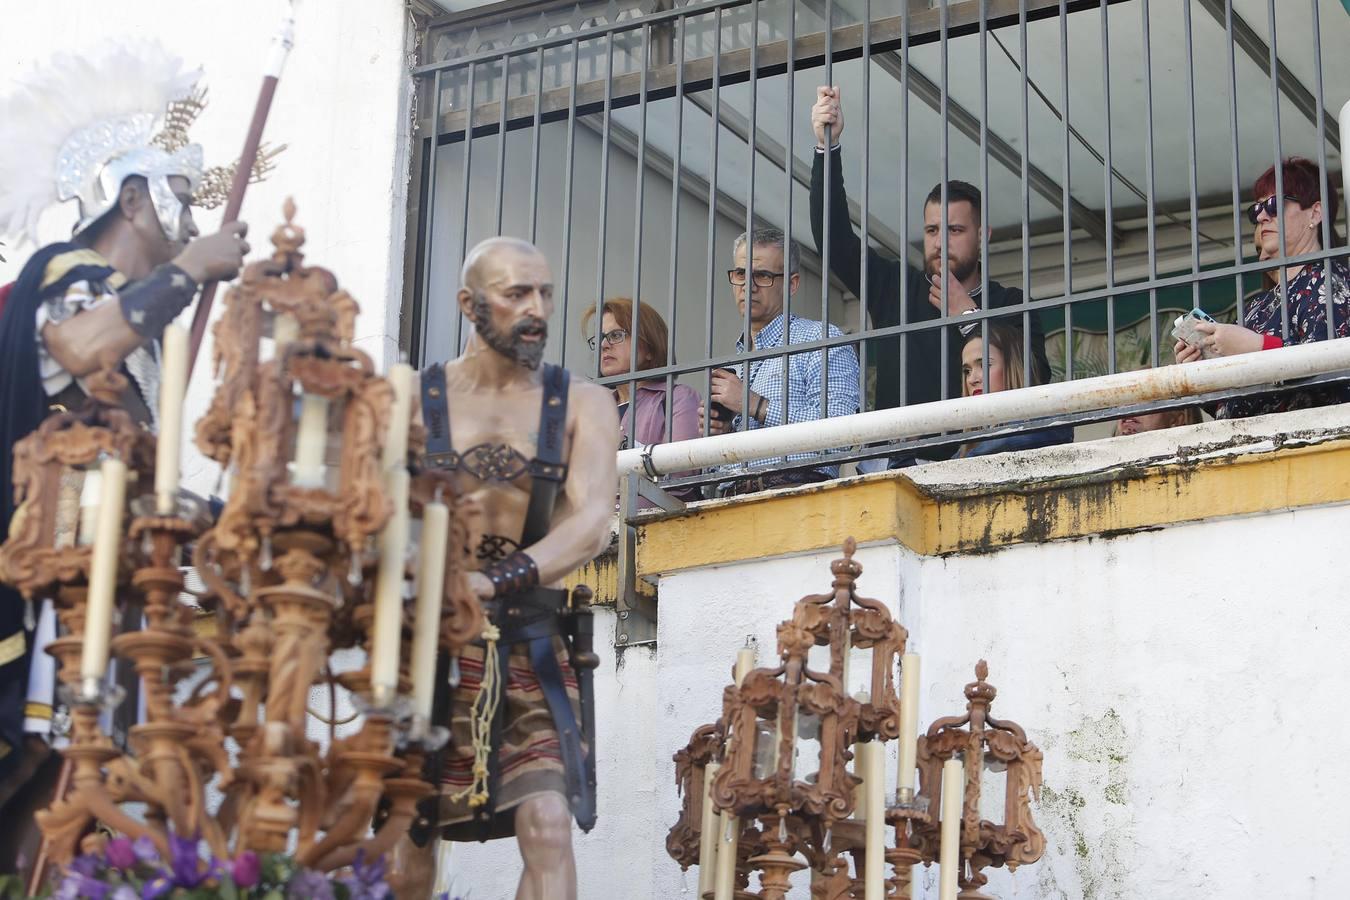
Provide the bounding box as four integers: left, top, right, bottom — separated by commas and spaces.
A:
416, 362, 596, 842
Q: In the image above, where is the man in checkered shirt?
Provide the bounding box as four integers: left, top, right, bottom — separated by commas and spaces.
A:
699, 228, 860, 495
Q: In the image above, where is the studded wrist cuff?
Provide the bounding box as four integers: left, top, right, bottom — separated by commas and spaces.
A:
118, 264, 198, 338
483, 550, 540, 597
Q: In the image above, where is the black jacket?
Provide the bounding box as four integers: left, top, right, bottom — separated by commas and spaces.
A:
810, 146, 1050, 411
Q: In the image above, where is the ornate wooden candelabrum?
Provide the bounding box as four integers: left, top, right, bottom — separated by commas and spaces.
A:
1, 201, 483, 876
667, 540, 1045, 899
909, 662, 1045, 900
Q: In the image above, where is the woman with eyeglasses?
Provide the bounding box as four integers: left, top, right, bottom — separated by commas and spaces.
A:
1174, 157, 1348, 418
582, 298, 701, 501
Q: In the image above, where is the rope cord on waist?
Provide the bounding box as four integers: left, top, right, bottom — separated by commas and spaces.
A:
448, 623, 502, 808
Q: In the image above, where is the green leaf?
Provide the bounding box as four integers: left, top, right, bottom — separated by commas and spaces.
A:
262, 891, 284, 900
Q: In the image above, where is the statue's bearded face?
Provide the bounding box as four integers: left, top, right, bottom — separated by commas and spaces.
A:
470, 289, 550, 370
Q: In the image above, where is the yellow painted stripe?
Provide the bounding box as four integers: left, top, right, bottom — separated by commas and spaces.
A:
631, 437, 1350, 577
633, 477, 930, 577
563, 545, 654, 608
0, 630, 25, 666
40, 249, 125, 290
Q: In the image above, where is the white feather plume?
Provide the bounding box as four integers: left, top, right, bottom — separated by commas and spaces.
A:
0, 39, 201, 249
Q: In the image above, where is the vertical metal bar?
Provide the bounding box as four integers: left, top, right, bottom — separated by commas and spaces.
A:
1058, 0, 1073, 381
1223, 0, 1245, 323
1308, 0, 1335, 333
455, 61, 478, 356
979, 0, 990, 391
820, 0, 835, 418
703, 7, 722, 438
743, 0, 759, 434
1020, 0, 1032, 383
1182, 0, 1202, 323
1100, 0, 1115, 375
860, 0, 871, 409
628, 23, 652, 450
664, 16, 686, 444
528, 47, 545, 244
1141, 0, 1158, 368
558, 40, 581, 371
782, 0, 796, 423
1266, 0, 1289, 340
898, 0, 910, 407
593, 32, 617, 380
939, 0, 950, 400
418, 68, 443, 367
493, 54, 510, 235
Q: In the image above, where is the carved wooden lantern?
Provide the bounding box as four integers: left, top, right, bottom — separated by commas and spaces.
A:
706, 543, 878, 899
0, 369, 155, 604
913, 661, 1046, 899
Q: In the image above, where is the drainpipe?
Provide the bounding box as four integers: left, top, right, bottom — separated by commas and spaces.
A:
618, 338, 1350, 477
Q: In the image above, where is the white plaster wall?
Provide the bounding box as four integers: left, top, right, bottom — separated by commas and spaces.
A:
440, 502, 1350, 899
0, 0, 414, 498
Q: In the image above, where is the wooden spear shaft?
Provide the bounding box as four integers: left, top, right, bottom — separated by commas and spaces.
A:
186, 7, 295, 378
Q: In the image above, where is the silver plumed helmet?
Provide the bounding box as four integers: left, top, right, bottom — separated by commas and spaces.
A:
0, 39, 279, 250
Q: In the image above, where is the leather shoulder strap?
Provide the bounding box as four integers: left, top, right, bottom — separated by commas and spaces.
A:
521, 364, 569, 546
420, 363, 457, 470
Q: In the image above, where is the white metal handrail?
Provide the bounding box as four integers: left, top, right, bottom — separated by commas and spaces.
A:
618, 338, 1350, 477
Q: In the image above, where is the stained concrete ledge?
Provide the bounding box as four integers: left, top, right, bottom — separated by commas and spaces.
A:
632, 403, 1350, 575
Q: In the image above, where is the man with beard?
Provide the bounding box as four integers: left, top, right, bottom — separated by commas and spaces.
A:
808, 85, 1049, 422
396, 236, 618, 900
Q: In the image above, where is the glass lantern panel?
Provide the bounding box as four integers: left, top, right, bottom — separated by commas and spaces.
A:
285, 390, 347, 492
751, 717, 778, 780
793, 708, 821, 785
979, 752, 1008, 826
53, 465, 88, 549
261, 308, 300, 364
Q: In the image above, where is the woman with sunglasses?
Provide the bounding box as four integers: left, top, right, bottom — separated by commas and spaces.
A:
582, 298, 701, 501
1174, 157, 1348, 418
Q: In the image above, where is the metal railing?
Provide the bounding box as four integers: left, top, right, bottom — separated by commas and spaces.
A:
407, 0, 1349, 491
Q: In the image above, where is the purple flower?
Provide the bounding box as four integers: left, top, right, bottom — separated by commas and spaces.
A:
286, 867, 335, 900
337, 850, 390, 900
111, 887, 138, 900
55, 871, 107, 900
140, 874, 172, 900
166, 831, 215, 888
132, 836, 158, 864
68, 854, 100, 877
104, 837, 136, 870
231, 851, 261, 888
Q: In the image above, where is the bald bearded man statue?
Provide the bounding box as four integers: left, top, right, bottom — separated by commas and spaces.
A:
392, 237, 618, 900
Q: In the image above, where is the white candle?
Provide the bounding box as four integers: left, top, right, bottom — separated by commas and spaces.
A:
697, 761, 721, 897
272, 312, 299, 350
382, 363, 414, 471
370, 468, 411, 705
711, 812, 738, 900
80, 457, 127, 697
861, 740, 886, 900
897, 653, 921, 796
714, 651, 756, 900
938, 758, 964, 900
733, 647, 755, 686
154, 324, 187, 514
292, 394, 329, 488
411, 499, 449, 719
77, 468, 102, 547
